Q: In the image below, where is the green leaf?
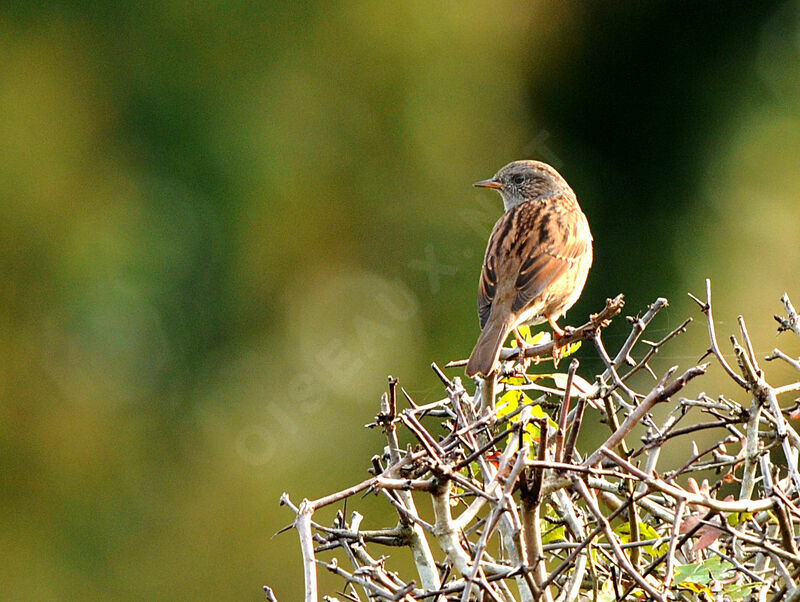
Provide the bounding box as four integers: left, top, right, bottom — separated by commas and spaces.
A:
674, 561, 711, 586
725, 583, 762, 600
541, 524, 565, 543
674, 556, 735, 596
614, 521, 667, 558
597, 575, 615, 602
704, 556, 734, 580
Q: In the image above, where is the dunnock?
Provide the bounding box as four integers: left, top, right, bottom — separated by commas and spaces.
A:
466, 160, 593, 377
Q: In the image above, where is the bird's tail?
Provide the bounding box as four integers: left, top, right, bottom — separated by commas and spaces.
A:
466, 316, 512, 377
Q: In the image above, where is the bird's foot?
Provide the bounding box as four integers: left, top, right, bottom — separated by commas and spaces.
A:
549, 318, 567, 367
512, 327, 534, 373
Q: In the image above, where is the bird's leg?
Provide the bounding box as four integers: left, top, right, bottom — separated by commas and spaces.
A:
548, 317, 566, 340
548, 317, 566, 365
512, 327, 533, 372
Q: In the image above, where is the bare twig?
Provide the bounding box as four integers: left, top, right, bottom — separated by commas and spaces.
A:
609, 297, 669, 376
554, 359, 578, 462
663, 498, 686, 590
766, 348, 800, 372
601, 447, 776, 513
294, 498, 318, 601
688, 279, 749, 389
775, 293, 800, 343
278, 288, 800, 600
562, 392, 587, 466
572, 476, 665, 602
584, 364, 708, 467
445, 295, 625, 368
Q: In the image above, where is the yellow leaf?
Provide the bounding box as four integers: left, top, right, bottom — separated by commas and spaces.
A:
542, 524, 565, 543
496, 390, 523, 419
680, 582, 713, 596
529, 404, 559, 430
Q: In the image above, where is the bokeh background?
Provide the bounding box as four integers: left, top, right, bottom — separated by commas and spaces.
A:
2, 2, 800, 599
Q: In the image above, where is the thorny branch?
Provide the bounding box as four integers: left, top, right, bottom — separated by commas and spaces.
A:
272, 286, 800, 601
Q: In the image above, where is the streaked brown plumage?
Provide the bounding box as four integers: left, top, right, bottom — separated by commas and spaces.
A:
465, 160, 593, 378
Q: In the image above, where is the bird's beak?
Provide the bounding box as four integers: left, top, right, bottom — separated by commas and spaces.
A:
473, 178, 502, 189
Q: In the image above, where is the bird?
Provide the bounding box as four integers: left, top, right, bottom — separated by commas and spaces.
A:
465, 160, 593, 378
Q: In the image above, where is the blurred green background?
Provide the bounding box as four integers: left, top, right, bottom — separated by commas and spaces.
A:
2, 2, 800, 599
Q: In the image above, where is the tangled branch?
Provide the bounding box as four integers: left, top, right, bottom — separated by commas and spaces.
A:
272, 282, 800, 601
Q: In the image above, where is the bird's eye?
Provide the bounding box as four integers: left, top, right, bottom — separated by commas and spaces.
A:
511, 174, 525, 185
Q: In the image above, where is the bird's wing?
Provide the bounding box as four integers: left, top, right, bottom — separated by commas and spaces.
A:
477, 196, 589, 328
477, 218, 501, 329
511, 231, 588, 315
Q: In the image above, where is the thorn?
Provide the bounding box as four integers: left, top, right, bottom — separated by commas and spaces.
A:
272, 522, 295, 538
687, 291, 709, 312
431, 362, 453, 387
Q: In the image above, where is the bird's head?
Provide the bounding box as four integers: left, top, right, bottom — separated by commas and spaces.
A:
474, 160, 570, 211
